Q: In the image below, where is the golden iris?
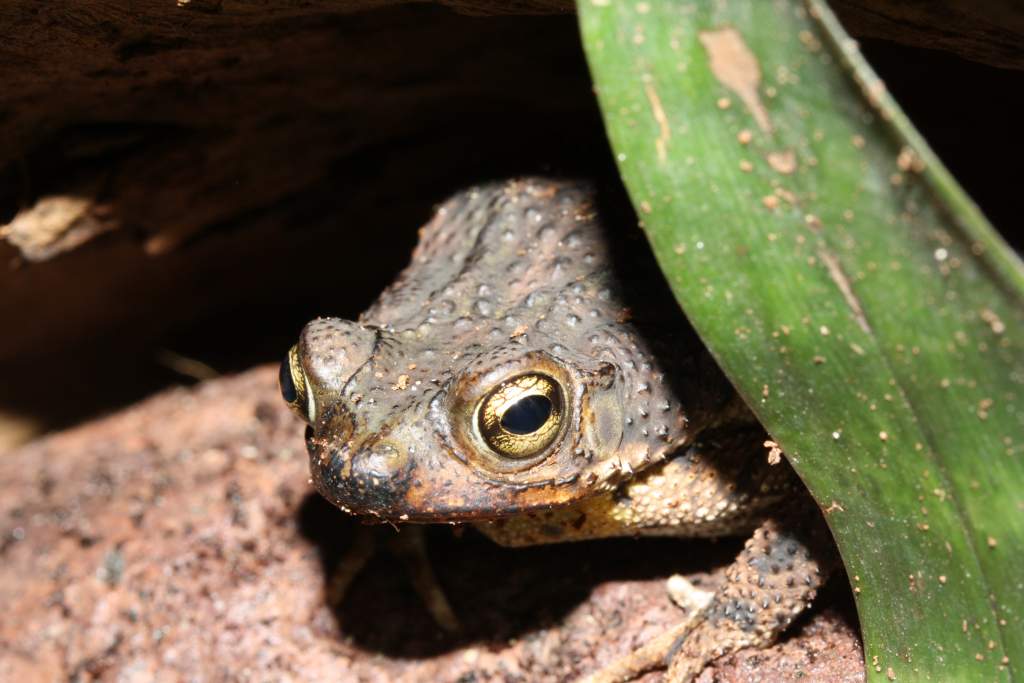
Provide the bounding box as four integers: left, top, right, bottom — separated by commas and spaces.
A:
476, 373, 563, 458
280, 345, 309, 420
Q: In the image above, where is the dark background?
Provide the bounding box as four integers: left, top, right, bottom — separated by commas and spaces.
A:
0, 5, 1020, 445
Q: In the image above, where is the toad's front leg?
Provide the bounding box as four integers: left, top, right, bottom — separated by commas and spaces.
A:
665, 504, 835, 682
584, 500, 836, 683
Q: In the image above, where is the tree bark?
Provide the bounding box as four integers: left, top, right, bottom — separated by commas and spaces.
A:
833, 0, 1024, 70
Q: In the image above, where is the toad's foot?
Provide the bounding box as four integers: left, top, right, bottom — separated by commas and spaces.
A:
327, 525, 461, 633
581, 502, 834, 683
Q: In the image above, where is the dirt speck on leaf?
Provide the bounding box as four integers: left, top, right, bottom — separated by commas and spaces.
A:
699, 27, 771, 132
767, 149, 797, 174
818, 249, 871, 334
643, 80, 671, 162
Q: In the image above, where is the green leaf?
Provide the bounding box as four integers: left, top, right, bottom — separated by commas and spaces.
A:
578, 1, 1024, 679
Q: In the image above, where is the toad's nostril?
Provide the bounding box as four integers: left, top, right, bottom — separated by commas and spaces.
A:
357, 443, 406, 478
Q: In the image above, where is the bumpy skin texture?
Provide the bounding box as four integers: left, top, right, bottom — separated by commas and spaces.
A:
286, 179, 833, 681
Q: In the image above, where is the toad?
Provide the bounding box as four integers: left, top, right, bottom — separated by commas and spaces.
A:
280, 178, 833, 682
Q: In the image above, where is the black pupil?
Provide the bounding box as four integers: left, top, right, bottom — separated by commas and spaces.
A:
279, 355, 297, 403
500, 395, 552, 435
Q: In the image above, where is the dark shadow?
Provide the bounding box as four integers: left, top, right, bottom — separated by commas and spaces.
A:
296, 491, 747, 658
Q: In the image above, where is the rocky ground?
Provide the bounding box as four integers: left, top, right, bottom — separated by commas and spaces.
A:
0, 366, 863, 682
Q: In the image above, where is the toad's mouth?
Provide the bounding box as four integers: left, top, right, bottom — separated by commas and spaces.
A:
305, 427, 595, 524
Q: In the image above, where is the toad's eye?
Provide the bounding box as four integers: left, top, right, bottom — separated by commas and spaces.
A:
280, 345, 313, 422
476, 373, 564, 459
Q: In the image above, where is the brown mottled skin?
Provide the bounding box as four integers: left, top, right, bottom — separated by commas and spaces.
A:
282, 179, 835, 682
